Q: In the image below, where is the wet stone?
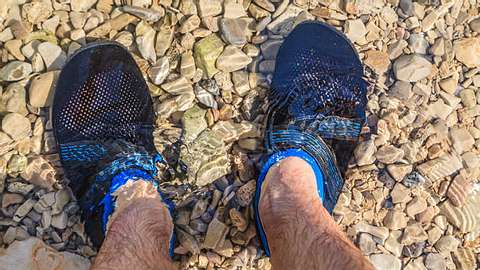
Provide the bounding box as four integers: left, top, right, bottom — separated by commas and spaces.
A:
220, 18, 249, 46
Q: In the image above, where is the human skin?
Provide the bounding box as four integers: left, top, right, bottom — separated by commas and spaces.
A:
93, 157, 373, 270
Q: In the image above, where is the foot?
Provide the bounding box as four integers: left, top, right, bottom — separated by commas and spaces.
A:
255, 21, 367, 256
53, 42, 171, 248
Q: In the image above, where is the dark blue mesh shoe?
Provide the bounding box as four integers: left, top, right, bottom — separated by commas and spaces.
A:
254, 21, 368, 256
53, 41, 174, 252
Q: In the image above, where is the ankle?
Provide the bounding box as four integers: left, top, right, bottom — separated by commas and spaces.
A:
94, 197, 174, 270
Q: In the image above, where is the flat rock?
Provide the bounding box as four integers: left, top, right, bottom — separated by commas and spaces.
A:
439, 195, 479, 233
393, 54, 432, 82
203, 218, 229, 249
425, 253, 446, 270
345, 19, 367, 43
434, 235, 460, 254
453, 38, 480, 68
135, 21, 156, 63
449, 127, 474, 154
370, 254, 401, 270
216, 45, 252, 72
220, 18, 249, 46
364, 50, 390, 74
416, 154, 462, 182
13, 198, 36, 222
383, 210, 408, 230
71, 0, 97, 12
224, 0, 247, 18
2, 83, 28, 115
446, 174, 472, 207
38, 42, 67, 71
28, 71, 59, 107
354, 140, 376, 166
376, 145, 404, 164
198, 0, 222, 17
0, 237, 90, 269
406, 196, 427, 217
2, 112, 31, 140
148, 57, 169, 85
452, 248, 476, 270
401, 223, 428, 245
354, 221, 389, 244
0, 61, 32, 82
182, 105, 208, 143
267, 4, 304, 35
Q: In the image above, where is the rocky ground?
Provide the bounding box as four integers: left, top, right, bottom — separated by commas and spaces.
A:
0, 0, 479, 269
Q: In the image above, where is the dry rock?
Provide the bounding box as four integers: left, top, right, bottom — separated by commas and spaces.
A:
28, 71, 59, 107
393, 54, 432, 82
370, 254, 401, 270
453, 38, 480, 68
0, 61, 32, 82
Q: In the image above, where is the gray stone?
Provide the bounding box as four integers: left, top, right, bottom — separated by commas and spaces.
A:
51, 211, 68, 229
13, 198, 36, 222
376, 145, 404, 164
393, 54, 432, 82
370, 254, 401, 270
203, 218, 229, 249
357, 233, 376, 255
37, 42, 66, 71
260, 39, 283, 60
425, 253, 446, 270
434, 235, 460, 254
354, 140, 376, 166
409, 33, 429, 54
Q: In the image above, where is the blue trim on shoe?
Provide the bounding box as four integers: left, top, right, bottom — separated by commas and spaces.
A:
254, 149, 324, 257
99, 167, 176, 257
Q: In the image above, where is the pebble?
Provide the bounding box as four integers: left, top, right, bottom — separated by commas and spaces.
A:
364, 50, 390, 74
216, 45, 252, 72
0, 61, 32, 82
409, 33, 429, 54
198, 0, 222, 17
389, 81, 413, 101
446, 174, 472, 207
37, 42, 66, 71
406, 196, 428, 217
194, 34, 225, 78
385, 231, 404, 257
121, 5, 163, 22
452, 248, 476, 270
370, 254, 401, 270
2, 193, 24, 208
344, 19, 367, 44
220, 18, 249, 46
434, 235, 460, 254
383, 210, 408, 230
235, 180, 256, 207
401, 223, 428, 245
194, 84, 217, 109
453, 38, 480, 68
2, 113, 31, 141
28, 71, 58, 107
354, 221, 389, 244
470, 18, 480, 33
148, 57, 169, 85
393, 54, 433, 82
224, 0, 247, 19
425, 253, 446, 270
439, 195, 479, 233
391, 183, 411, 204
449, 127, 474, 154
51, 211, 68, 229
354, 140, 376, 166
13, 198, 36, 222
203, 218, 229, 249
376, 145, 404, 164
135, 21, 156, 63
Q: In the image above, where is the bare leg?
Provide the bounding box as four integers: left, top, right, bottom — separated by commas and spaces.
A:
92, 181, 177, 270
259, 157, 374, 270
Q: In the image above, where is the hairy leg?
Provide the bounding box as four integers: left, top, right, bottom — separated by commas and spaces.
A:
92, 180, 177, 270
259, 157, 373, 270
